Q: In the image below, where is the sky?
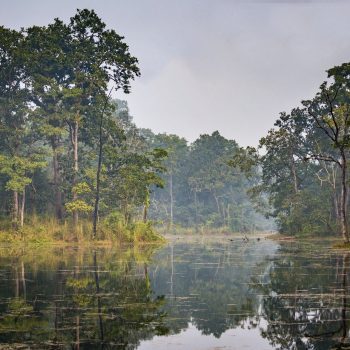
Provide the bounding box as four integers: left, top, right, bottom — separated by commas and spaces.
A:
1, 0, 350, 146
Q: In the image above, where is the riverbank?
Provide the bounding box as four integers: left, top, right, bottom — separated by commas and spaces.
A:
0, 217, 164, 246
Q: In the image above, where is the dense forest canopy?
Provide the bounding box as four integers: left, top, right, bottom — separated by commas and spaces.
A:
145, 130, 270, 231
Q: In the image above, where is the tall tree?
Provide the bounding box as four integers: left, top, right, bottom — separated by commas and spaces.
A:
25, 9, 140, 228
257, 109, 311, 234
25, 20, 72, 220
0, 27, 44, 226
151, 134, 188, 228
303, 63, 350, 243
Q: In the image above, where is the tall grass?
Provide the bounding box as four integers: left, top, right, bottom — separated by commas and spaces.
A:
0, 213, 164, 245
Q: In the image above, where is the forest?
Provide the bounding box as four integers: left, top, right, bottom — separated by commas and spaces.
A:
1, 8, 350, 244
3, 4, 350, 350
235, 63, 350, 244
0, 9, 270, 243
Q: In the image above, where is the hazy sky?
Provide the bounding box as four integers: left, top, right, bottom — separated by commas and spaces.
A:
1, 0, 350, 146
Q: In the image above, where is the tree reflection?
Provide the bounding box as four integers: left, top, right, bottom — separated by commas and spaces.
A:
6, 240, 347, 349
0, 245, 169, 349
150, 241, 274, 338
256, 245, 350, 350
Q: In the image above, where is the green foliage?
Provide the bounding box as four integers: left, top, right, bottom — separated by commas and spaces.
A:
0, 10, 166, 240
132, 221, 165, 242
0, 9, 271, 238
148, 131, 272, 232
237, 63, 350, 238
6, 7, 350, 241
100, 211, 163, 243
65, 199, 93, 214
72, 182, 92, 195
0, 155, 46, 192
0, 214, 164, 245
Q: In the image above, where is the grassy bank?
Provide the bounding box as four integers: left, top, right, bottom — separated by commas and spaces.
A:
0, 215, 165, 245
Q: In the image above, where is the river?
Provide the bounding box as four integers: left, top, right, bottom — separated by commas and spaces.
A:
0, 236, 348, 349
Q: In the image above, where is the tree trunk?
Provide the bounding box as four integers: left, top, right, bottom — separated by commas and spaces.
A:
194, 191, 198, 232
93, 116, 103, 238
72, 121, 79, 227
213, 192, 221, 217
13, 191, 18, 227
52, 138, 63, 220
340, 152, 349, 243
290, 151, 298, 194
19, 189, 25, 227
123, 199, 129, 226
334, 192, 340, 224
332, 166, 340, 224
93, 89, 113, 237
227, 203, 231, 227
143, 205, 148, 223
222, 202, 226, 225
170, 172, 173, 228
143, 190, 150, 223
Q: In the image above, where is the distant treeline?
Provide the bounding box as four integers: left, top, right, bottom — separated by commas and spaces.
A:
234, 62, 350, 243
143, 129, 271, 232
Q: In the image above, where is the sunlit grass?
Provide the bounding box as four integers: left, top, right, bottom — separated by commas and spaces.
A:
0, 214, 165, 245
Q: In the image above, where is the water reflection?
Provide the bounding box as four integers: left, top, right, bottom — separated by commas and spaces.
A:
0, 239, 349, 349
150, 240, 277, 339
257, 243, 350, 349
0, 245, 168, 349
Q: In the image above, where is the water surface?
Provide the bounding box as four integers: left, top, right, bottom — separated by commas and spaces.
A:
0, 236, 348, 349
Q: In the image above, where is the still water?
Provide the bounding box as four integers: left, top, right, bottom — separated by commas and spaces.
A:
0, 236, 348, 349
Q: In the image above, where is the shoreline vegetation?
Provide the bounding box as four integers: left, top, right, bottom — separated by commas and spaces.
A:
0, 216, 165, 245
0, 216, 273, 246
0, 214, 269, 245
2, 225, 349, 252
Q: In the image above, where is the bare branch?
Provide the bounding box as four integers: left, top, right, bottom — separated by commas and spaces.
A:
304, 153, 341, 166
307, 107, 336, 142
